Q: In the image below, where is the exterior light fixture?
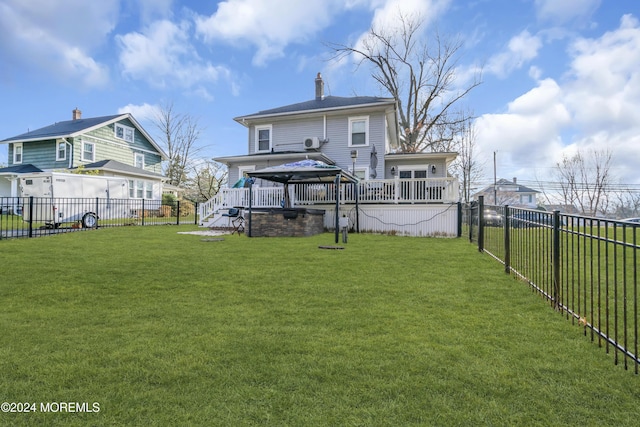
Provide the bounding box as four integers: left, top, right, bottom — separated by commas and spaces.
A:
350, 150, 358, 174
431, 165, 436, 174
391, 166, 396, 176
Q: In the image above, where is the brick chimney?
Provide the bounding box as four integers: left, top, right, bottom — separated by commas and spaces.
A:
315, 72, 324, 100
513, 177, 517, 184
72, 108, 82, 120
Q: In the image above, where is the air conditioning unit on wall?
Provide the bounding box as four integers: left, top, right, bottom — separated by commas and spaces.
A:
304, 136, 320, 149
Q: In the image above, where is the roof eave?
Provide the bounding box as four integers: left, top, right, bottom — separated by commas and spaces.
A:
214, 151, 335, 165
234, 100, 397, 124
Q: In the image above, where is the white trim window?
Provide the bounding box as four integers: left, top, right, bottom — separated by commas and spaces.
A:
255, 125, 272, 153
13, 142, 23, 164
129, 179, 154, 199
353, 167, 369, 181
56, 141, 67, 161
349, 116, 369, 147
82, 141, 95, 162
134, 153, 144, 169
115, 123, 135, 143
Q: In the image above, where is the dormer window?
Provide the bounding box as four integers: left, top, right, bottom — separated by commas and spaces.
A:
255, 125, 272, 153
115, 123, 135, 143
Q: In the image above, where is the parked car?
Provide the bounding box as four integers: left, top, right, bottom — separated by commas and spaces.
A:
483, 209, 503, 227
511, 211, 553, 228
621, 218, 640, 225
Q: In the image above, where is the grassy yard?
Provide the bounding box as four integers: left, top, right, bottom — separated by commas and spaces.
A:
0, 226, 638, 426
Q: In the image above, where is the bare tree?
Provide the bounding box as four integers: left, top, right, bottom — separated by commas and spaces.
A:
186, 159, 228, 202
452, 120, 483, 203
330, 11, 481, 153
553, 148, 613, 215
153, 101, 204, 187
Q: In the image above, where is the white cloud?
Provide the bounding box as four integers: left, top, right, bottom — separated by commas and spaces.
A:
565, 14, 640, 132
117, 103, 160, 122
486, 31, 543, 78
475, 78, 571, 170
0, 0, 116, 87
117, 19, 231, 95
534, 0, 600, 25
477, 14, 640, 185
195, 0, 342, 66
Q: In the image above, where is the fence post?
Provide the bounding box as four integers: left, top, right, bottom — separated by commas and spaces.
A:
95, 197, 99, 228
552, 210, 561, 311
457, 202, 462, 238
141, 199, 145, 226
28, 196, 34, 238
504, 205, 510, 274
176, 201, 180, 225
194, 202, 198, 225
478, 195, 484, 252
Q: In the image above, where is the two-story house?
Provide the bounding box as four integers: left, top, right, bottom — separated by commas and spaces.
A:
474, 178, 540, 208
0, 109, 167, 203
202, 73, 460, 237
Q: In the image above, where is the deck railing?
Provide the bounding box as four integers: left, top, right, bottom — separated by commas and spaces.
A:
199, 178, 459, 223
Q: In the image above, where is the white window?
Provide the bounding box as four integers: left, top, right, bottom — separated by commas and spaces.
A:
56, 141, 67, 161
349, 116, 369, 147
13, 143, 23, 164
136, 180, 144, 199
255, 125, 272, 152
353, 168, 368, 181
129, 180, 153, 199
115, 123, 135, 143
82, 141, 95, 162
134, 153, 144, 169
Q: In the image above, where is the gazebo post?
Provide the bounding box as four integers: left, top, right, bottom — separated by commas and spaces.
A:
334, 173, 340, 244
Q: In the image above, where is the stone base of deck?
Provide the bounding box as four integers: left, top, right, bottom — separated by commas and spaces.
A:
247, 208, 325, 237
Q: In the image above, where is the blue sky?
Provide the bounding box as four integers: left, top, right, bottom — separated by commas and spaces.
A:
1, 0, 639, 188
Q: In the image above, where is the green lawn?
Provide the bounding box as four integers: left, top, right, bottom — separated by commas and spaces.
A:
0, 226, 638, 426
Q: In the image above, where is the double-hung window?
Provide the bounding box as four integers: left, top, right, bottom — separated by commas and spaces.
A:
134, 153, 144, 169
349, 116, 368, 147
82, 141, 95, 162
255, 125, 272, 153
13, 143, 23, 164
56, 141, 67, 161
115, 123, 134, 143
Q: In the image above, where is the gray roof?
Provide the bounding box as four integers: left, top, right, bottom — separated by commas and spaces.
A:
2, 115, 122, 143
78, 159, 164, 179
1, 113, 168, 160
0, 164, 44, 174
477, 178, 540, 195
235, 96, 395, 122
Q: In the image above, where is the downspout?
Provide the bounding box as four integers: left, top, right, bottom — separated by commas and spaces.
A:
323, 115, 327, 141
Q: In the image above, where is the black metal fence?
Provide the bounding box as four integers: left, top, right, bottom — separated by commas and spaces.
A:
0, 196, 199, 239
464, 196, 639, 373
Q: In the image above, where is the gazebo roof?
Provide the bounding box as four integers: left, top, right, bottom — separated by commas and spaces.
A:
247, 159, 358, 184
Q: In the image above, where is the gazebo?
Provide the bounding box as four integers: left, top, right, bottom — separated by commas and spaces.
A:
246, 160, 359, 243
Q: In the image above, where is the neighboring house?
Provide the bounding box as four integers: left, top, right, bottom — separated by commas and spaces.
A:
203, 73, 460, 236
0, 109, 168, 200
474, 178, 540, 208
